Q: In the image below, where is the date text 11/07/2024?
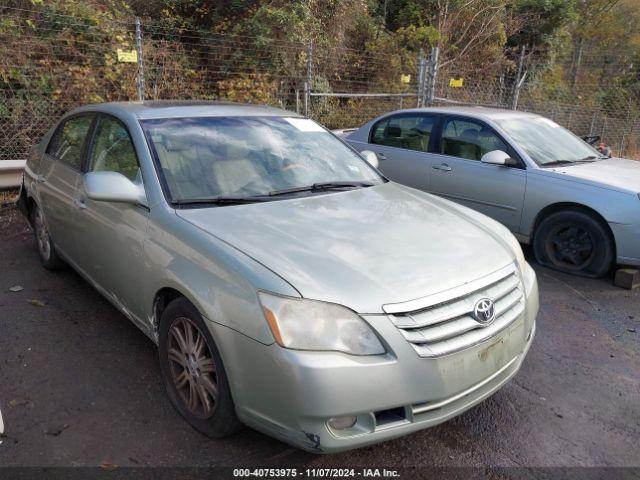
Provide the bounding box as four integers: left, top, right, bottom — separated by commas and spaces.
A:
232, 468, 401, 477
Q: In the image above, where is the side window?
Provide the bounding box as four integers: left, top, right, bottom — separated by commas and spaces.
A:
440, 118, 508, 161
371, 114, 436, 153
88, 116, 140, 182
46, 115, 94, 169
371, 119, 389, 144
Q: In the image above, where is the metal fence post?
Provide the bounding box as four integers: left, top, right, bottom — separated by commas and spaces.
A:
511, 45, 526, 110
417, 49, 425, 107
425, 47, 439, 106
620, 97, 633, 155
135, 17, 145, 102
304, 40, 313, 117
589, 110, 597, 135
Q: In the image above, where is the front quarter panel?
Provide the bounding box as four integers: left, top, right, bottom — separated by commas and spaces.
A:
143, 206, 300, 345
522, 170, 640, 234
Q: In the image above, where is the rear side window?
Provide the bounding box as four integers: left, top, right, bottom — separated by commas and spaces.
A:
371, 114, 436, 153
88, 116, 140, 182
46, 115, 94, 169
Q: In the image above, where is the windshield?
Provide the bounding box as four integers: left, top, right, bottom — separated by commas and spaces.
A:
495, 116, 603, 166
141, 116, 383, 203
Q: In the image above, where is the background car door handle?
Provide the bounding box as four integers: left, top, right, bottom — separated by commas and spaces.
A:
432, 163, 452, 172
35, 175, 46, 183
376, 152, 387, 161
73, 198, 87, 210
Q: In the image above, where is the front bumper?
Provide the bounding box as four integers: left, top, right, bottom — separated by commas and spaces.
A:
211, 263, 538, 453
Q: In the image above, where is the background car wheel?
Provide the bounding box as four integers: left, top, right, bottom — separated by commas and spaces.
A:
533, 209, 613, 278
31, 204, 65, 270
158, 297, 243, 439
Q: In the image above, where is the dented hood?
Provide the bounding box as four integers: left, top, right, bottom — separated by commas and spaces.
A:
176, 182, 514, 313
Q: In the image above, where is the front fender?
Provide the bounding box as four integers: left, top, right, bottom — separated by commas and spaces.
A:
521, 172, 639, 236
143, 208, 300, 345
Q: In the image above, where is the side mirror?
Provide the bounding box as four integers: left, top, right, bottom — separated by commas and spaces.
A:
84, 171, 147, 206
360, 150, 379, 169
481, 150, 512, 166
582, 134, 600, 146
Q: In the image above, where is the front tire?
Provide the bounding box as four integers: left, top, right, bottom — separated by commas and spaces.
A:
31, 204, 65, 270
158, 297, 243, 438
533, 209, 613, 278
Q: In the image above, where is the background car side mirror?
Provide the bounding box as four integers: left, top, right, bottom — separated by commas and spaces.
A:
480, 150, 512, 166
84, 171, 148, 206
360, 150, 379, 169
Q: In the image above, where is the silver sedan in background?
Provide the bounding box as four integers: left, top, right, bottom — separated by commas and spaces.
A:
17, 101, 537, 453
344, 107, 640, 277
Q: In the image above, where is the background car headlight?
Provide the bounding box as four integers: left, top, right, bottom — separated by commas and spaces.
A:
259, 293, 385, 355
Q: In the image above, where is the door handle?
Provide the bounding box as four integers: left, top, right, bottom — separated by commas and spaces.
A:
73, 198, 87, 210
432, 163, 452, 172
35, 175, 46, 183
376, 152, 387, 161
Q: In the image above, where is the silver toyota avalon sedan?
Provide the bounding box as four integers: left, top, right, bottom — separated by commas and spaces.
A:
344, 107, 640, 278
17, 101, 538, 453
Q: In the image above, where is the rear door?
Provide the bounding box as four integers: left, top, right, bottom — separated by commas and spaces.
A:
72, 114, 150, 324
37, 114, 95, 259
361, 112, 438, 191
429, 116, 526, 232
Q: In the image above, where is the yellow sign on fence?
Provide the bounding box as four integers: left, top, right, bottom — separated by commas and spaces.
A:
116, 48, 138, 63
449, 78, 464, 88
400, 74, 411, 84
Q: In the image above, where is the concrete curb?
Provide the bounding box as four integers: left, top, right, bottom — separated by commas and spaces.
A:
0, 160, 26, 190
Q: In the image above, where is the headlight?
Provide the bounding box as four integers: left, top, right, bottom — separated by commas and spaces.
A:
259, 292, 385, 355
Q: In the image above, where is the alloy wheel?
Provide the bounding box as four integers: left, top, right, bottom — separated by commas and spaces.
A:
34, 208, 51, 261
167, 317, 218, 419
545, 223, 595, 271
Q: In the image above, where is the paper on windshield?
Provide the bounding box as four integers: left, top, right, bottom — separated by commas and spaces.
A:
283, 117, 325, 132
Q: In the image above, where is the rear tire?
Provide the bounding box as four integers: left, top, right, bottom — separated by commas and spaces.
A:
158, 297, 243, 439
533, 209, 613, 278
31, 204, 66, 270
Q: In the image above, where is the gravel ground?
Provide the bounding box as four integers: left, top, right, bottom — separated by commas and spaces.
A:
0, 199, 638, 470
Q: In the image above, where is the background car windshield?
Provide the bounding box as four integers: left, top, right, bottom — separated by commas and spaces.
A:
496, 117, 601, 165
142, 116, 383, 201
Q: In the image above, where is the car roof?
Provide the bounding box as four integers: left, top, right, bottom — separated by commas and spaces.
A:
70, 100, 300, 120
382, 106, 541, 121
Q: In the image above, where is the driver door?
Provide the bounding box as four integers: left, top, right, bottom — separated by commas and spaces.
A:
429, 116, 527, 233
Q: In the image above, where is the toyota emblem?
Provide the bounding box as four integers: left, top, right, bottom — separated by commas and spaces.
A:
473, 298, 495, 325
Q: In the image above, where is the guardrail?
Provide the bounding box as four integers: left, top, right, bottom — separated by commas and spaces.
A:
0, 160, 26, 190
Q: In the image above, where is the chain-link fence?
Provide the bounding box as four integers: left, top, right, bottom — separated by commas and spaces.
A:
1, 4, 639, 161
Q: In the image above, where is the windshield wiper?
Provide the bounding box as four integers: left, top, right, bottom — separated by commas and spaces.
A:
173, 195, 270, 206
543, 157, 599, 167
268, 181, 376, 197
542, 160, 576, 167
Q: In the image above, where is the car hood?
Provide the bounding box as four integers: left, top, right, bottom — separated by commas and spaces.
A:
176, 183, 514, 313
545, 157, 640, 193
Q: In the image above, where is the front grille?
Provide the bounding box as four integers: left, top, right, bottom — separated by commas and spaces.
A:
385, 263, 524, 357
